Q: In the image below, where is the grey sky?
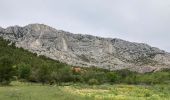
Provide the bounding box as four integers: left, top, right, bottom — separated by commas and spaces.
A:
0, 0, 170, 51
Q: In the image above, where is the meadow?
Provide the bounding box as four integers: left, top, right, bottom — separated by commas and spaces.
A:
0, 81, 169, 100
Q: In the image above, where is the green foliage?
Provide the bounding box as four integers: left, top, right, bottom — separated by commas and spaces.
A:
0, 37, 74, 84
106, 72, 120, 83
17, 63, 31, 80
88, 79, 99, 85
0, 57, 14, 85
37, 63, 51, 84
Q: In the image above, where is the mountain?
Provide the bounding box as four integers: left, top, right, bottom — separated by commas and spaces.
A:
0, 24, 170, 73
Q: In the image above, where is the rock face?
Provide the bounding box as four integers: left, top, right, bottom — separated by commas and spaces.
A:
0, 24, 170, 73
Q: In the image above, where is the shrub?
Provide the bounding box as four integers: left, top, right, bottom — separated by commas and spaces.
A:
73, 75, 84, 82
88, 79, 99, 85
106, 72, 120, 83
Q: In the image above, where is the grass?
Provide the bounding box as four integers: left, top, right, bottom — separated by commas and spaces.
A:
0, 81, 169, 100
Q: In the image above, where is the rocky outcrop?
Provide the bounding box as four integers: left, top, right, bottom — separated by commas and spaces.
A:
0, 23, 170, 73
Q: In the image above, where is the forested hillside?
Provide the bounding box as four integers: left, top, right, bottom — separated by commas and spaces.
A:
0, 37, 170, 85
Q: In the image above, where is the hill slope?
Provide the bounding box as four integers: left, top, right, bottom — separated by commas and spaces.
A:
0, 36, 170, 85
0, 24, 170, 73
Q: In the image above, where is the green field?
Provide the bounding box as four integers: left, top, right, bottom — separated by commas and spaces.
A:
0, 81, 169, 100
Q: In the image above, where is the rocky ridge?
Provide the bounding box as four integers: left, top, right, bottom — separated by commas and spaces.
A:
0, 24, 170, 73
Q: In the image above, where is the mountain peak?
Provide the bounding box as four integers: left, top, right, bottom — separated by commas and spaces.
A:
24, 23, 56, 31
25, 23, 49, 27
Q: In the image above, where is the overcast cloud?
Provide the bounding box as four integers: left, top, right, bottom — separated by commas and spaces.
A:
0, 0, 170, 51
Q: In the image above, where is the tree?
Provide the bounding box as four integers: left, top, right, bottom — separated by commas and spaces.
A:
37, 63, 51, 84
17, 63, 31, 80
0, 57, 14, 85
106, 72, 120, 83
57, 67, 73, 82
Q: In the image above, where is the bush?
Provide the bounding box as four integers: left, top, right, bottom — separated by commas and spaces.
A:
73, 75, 84, 82
106, 72, 120, 83
88, 79, 99, 85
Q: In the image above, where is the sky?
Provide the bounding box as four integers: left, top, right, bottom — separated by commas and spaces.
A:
0, 0, 170, 51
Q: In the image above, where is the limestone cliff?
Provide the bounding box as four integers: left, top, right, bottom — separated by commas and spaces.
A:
0, 24, 170, 73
